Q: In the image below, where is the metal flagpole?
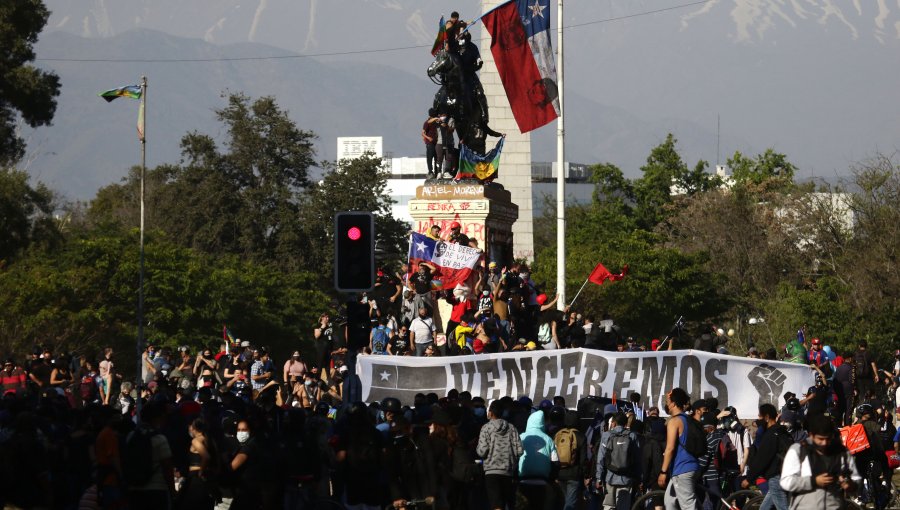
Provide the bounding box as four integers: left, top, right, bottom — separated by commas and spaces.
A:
556, 0, 566, 310
136, 75, 147, 423
568, 276, 590, 308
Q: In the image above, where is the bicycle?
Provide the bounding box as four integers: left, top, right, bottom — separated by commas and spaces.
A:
392, 497, 435, 509
631, 487, 762, 510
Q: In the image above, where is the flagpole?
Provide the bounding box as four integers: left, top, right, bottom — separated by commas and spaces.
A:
555, 0, 566, 311
568, 275, 590, 307
136, 75, 147, 423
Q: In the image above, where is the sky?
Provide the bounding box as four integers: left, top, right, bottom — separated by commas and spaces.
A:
26, 0, 900, 198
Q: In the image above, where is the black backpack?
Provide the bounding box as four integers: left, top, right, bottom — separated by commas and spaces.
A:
679, 415, 708, 459
122, 427, 157, 487
604, 429, 634, 474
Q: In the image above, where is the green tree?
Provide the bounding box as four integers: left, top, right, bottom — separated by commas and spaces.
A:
0, 228, 327, 376
0, 167, 60, 263
89, 93, 317, 271
728, 149, 796, 188
300, 154, 409, 280
0, 0, 61, 165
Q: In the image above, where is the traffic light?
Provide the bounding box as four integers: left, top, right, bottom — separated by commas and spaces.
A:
334, 212, 375, 292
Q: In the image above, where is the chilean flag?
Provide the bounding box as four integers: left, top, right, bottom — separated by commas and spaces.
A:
407, 232, 483, 290
481, 0, 560, 133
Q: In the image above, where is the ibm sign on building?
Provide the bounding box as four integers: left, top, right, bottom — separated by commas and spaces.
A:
337, 136, 383, 160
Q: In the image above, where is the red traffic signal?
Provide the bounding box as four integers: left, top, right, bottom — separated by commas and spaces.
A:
334, 212, 374, 292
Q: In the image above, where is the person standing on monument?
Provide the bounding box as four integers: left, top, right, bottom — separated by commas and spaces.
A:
437, 114, 457, 179
423, 108, 440, 179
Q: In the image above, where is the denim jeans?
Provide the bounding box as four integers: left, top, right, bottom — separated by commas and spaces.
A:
558, 479, 582, 510
759, 475, 788, 510
415, 342, 433, 357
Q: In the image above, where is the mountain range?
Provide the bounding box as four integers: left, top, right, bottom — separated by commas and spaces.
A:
22, 0, 900, 200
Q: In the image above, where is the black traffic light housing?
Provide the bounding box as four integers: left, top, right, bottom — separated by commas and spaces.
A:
334, 212, 375, 292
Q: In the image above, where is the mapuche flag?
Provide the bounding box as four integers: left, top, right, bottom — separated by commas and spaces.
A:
456, 137, 504, 181
408, 232, 482, 290
480, 0, 559, 133
98, 85, 142, 102
430, 15, 447, 56
588, 262, 628, 285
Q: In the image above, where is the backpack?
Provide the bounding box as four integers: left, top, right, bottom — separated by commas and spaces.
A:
604, 429, 633, 475
122, 427, 157, 487
679, 415, 708, 459
855, 351, 872, 378
554, 428, 578, 467
538, 323, 552, 345
80, 375, 97, 401
774, 429, 793, 466
372, 326, 389, 354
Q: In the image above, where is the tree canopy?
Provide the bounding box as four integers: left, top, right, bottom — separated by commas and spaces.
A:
0, 0, 61, 165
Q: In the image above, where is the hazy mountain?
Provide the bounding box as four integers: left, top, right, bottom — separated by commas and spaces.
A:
24, 0, 900, 200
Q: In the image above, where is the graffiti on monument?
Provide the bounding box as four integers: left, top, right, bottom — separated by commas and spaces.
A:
415, 216, 485, 242
420, 185, 485, 199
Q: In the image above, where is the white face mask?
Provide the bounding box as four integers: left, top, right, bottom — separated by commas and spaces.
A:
236, 431, 250, 443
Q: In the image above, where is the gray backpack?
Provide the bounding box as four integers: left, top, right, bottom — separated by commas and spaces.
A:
604, 429, 633, 475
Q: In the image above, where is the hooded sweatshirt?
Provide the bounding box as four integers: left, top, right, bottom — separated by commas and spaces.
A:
476, 416, 523, 476
518, 410, 559, 480
780, 440, 860, 510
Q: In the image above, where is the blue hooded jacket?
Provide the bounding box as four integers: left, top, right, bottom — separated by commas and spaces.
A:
518, 410, 558, 479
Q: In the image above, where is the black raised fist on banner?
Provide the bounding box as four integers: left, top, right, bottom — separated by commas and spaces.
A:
747, 363, 787, 407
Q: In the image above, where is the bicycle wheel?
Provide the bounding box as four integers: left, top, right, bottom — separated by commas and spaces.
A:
718, 489, 762, 510
631, 489, 665, 510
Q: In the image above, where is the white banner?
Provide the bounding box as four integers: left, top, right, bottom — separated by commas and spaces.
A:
356, 348, 817, 418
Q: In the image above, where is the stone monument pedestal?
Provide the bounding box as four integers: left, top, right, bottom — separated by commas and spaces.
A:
408, 181, 519, 336
408, 181, 519, 268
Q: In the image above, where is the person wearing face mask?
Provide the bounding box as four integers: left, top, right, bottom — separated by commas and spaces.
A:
193, 348, 219, 378
780, 414, 860, 510
283, 350, 307, 385
299, 373, 321, 410
229, 420, 261, 510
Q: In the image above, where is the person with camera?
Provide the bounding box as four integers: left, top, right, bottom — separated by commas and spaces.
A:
193, 347, 219, 379
314, 313, 334, 374
780, 414, 860, 510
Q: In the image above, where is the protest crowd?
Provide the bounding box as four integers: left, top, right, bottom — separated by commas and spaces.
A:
1, 234, 899, 510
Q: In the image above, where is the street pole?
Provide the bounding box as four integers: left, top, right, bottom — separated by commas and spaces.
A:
556, 0, 566, 310
136, 75, 147, 422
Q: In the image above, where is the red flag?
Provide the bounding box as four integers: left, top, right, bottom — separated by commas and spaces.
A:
588, 262, 628, 285
481, 0, 559, 133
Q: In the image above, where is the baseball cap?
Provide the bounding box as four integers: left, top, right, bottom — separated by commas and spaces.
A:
525, 341, 537, 350
651, 339, 661, 351
489, 261, 497, 268
700, 412, 718, 428
811, 337, 821, 345
450, 221, 461, 229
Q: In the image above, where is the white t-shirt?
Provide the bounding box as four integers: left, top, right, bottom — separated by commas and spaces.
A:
727, 426, 753, 475
410, 316, 435, 345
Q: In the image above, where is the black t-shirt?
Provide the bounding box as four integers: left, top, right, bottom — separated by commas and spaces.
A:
410, 271, 433, 295
854, 349, 875, 379
389, 334, 410, 355
805, 385, 829, 416
30, 360, 52, 387
373, 275, 399, 301
449, 232, 469, 246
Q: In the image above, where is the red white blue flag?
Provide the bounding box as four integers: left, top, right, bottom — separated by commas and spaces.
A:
480, 0, 560, 133
407, 232, 482, 290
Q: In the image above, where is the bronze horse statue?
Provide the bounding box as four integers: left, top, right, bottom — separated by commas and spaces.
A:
427, 48, 495, 155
